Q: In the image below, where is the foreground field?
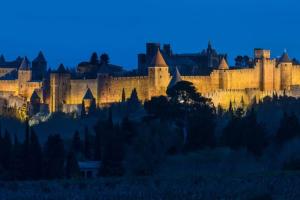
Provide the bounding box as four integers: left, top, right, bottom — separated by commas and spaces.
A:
0, 171, 299, 200
1, 145, 299, 200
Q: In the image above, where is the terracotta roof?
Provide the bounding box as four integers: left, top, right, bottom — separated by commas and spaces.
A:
218, 57, 229, 70
150, 49, 168, 67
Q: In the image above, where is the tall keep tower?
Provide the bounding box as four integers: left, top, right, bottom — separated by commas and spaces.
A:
148, 49, 170, 97
50, 64, 71, 113
278, 51, 293, 91
255, 49, 275, 91
18, 57, 32, 97
32, 51, 47, 80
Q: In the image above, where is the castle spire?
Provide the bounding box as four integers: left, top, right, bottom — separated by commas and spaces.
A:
150, 49, 168, 67
168, 67, 182, 88
279, 50, 291, 63
19, 57, 30, 70
33, 51, 46, 63
208, 40, 212, 49
0, 54, 5, 64
218, 57, 229, 70
83, 87, 94, 100
56, 63, 68, 73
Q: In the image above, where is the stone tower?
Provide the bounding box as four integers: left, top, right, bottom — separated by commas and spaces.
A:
32, 51, 47, 80
255, 49, 275, 91
279, 51, 293, 91
82, 87, 96, 115
218, 57, 229, 89
148, 49, 170, 97
29, 90, 41, 115
18, 57, 32, 97
50, 64, 71, 113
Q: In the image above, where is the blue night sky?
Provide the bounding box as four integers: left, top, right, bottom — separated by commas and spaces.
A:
0, 0, 299, 69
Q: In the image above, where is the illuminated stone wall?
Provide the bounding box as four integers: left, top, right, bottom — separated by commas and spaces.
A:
98, 76, 150, 105
46, 50, 300, 113
68, 79, 98, 105
0, 80, 18, 94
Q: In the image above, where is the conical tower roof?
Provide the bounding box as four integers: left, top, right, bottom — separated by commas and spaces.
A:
56, 63, 68, 73
150, 49, 168, 67
83, 88, 94, 100
0, 54, 5, 64
168, 67, 182, 88
279, 51, 291, 63
30, 90, 40, 102
19, 57, 30, 70
218, 57, 229, 70
33, 51, 46, 63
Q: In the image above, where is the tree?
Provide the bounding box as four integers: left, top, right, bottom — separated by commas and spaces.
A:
235, 55, 244, 67
21, 120, 31, 180
94, 109, 114, 161
24, 119, 30, 153
100, 53, 109, 65
43, 134, 65, 179
144, 96, 170, 119
166, 81, 216, 150
0, 130, 12, 171
186, 106, 216, 150
89, 52, 99, 65
121, 116, 135, 144
10, 134, 24, 180
99, 126, 124, 176
94, 125, 102, 161
83, 126, 92, 160
243, 109, 267, 157
121, 88, 126, 102
221, 109, 267, 157
81, 101, 86, 117
234, 55, 252, 67
28, 128, 43, 180
276, 112, 300, 145
71, 131, 82, 156
65, 151, 80, 179
167, 81, 212, 108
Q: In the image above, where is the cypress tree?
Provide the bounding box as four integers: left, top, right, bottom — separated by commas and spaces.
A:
2, 130, 12, 170
83, 126, 92, 160
28, 129, 43, 180
89, 52, 99, 65
65, 151, 80, 179
122, 88, 126, 102
10, 134, 23, 180
71, 131, 82, 156
43, 134, 65, 179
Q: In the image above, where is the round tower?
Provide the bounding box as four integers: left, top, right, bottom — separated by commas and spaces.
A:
18, 57, 32, 97
218, 57, 229, 89
278, 51, 292, 91
148, 49, 170, 97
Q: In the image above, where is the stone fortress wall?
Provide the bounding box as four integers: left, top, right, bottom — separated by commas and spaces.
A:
2, 47, 300, 115
51, 48, 300, 112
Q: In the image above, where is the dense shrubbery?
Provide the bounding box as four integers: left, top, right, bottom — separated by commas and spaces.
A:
1, 81, 300, 181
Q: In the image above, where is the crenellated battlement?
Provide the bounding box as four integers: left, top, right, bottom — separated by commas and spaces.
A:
43, 48, 300, 113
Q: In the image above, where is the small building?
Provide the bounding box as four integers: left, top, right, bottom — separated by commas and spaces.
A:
78, 161, 101, 178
